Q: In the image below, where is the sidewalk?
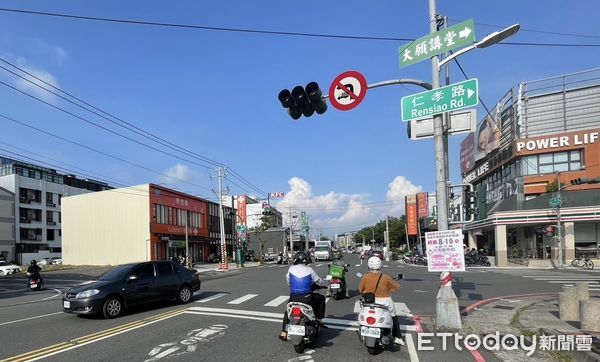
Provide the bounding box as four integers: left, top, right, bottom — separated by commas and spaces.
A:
462, 294, 600, 361
192, 261, 264, 273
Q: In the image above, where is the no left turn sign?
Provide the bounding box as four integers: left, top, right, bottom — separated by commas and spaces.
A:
328, 70, 367, 111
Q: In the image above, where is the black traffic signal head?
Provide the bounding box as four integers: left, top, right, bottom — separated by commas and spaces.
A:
306, 82, 327, 115
278, 89, 301, 120
278, 82, 327, 119
570, 178, 582, 185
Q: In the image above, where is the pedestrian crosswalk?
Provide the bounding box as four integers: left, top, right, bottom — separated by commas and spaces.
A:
491, 269, 600, 291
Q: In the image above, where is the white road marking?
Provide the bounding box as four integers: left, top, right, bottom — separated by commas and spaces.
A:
325, 297, 330, 304
383, 265, 390, 268
264, 295, 288, 307
287, 356, 312, 362
406, 333, 420, 362
354, 264, 360, 267
227, 294, 258, 305
196, 293, 228, 303
0, 311, 63, 326
546, 281, 599, 284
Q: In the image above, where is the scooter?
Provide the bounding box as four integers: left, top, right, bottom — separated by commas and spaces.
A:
27, 273, 43, 291
355, 272, 403, 355
326, 263, 350, 300
276, 252, 289, 265
285, 286, 325, 353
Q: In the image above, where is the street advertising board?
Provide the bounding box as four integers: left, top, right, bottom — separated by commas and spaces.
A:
460, 133, 475, 175
406, 195, 418, 236
425, 229, 465, 272
398, 19, 476, 68
269, 192, 285, 198
417, 192, 429, 218
328, 70, 368, 111
401, 79, 478, 122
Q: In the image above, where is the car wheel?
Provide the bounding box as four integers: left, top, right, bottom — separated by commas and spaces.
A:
102, 297, 123, 319
177, 285, 192, 304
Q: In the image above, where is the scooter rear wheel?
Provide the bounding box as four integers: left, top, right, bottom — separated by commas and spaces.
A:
367, 346, 382, 355
293, 340, 305, 353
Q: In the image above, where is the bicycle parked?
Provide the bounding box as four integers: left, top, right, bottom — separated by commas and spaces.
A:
571, 256, 594, 270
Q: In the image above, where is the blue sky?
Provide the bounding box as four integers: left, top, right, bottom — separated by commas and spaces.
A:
1, 1, 599, 236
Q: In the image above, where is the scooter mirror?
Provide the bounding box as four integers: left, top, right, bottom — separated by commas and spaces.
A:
397, 273, 404, 280
356, 272, 363, 278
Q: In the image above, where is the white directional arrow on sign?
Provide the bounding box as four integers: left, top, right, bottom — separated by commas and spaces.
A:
459, 27, 472, 39
467, 89, 475, 98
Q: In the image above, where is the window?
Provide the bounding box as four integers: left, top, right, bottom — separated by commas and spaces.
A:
46, 192, 53, 206
130, 263, 155, 280
521, 150, 583, 175
47, 211, 54, 222
153, 204, 158, 222
58, 195, 62, 205
156, 262, 174, 277
47, 229, 55, 241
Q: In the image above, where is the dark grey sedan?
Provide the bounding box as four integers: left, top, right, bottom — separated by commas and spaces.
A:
63, 261, 201, 318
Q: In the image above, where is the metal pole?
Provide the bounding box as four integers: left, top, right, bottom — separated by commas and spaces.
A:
429, 0, 460, 330
385, 215, 390, 250
289, 208, 293, 257
185, 209, 189, 266
443, 15, 451, 183
217, 167, 228, 270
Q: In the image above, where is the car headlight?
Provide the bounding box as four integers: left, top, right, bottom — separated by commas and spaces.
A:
77, 289, 100, 299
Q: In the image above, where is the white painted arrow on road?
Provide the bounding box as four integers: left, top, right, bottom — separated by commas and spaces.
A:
459, 27, 472, 39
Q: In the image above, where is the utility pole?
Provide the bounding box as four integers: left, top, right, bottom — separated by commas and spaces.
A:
217, 167, 228, 270
385, 216, 390, 259
429, 0, 461, 330
288, 208, 294, 258
185, 209, 189, 267
556, 172, 563, 268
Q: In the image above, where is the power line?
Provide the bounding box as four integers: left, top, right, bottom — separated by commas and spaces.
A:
0, 7, 413, 42
0, 58, 224, 169
1, 8, 599, 47
0, 113, 214, 195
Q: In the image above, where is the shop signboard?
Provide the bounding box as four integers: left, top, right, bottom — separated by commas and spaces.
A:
425, 229, 465, 272
406, 195, 418, 236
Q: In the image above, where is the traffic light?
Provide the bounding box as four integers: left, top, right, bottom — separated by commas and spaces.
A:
464, 190, 478, 218
278, 82, 327, 120
571, 177, 600, 185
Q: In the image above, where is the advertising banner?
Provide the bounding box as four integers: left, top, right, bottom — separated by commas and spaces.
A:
236, 195, 247, 226
460, 133, 475, 175
406, 195, 418, 236
417, 192, 428, 218
426, 229, 465, 272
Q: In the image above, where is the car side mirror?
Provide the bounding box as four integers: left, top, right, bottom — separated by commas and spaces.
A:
397, 273, 403, 280
356, 272, 363, 278
128, 275, 138, 282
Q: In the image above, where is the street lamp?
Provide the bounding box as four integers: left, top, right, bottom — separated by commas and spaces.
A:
437, 24, 520, 69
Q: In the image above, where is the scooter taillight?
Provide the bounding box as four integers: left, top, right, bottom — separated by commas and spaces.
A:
331, 278, 341, 284
291, 307, 302, 320
366, 317, 376, 325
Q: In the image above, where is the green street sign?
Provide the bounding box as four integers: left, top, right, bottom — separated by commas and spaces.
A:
401, 79, 479, 122
398, 19, 475, 68
549, 197, 564, 207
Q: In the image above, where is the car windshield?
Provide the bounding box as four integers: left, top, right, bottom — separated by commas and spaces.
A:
98, 265, 134, 281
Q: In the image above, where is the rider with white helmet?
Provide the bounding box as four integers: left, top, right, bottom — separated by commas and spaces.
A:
358, 256, 404, 345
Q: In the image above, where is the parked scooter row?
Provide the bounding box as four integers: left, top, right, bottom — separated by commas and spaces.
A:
283, 260, 403, 355
465, 249, 491, 267
402, 253, 428, 266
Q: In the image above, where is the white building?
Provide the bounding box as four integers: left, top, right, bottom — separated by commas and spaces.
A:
0, 158, 112, 264
0, 186, 15, 262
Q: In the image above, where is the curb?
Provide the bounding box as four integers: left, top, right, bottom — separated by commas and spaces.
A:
461, 292, 556, 315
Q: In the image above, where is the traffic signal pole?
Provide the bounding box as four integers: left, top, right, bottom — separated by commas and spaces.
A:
429, 0, 462, 330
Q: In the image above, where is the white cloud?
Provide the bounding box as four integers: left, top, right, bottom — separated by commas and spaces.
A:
11, 59, 61, 103
161, 163, 196, 184
52, 46, 68, 65
273, 176, 421, 236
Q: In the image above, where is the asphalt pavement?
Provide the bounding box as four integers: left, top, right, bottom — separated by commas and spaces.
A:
1, 253, 599, 361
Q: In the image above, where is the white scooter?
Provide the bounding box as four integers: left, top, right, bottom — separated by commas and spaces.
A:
355, 272, 402, 355
285, 302, 320, 353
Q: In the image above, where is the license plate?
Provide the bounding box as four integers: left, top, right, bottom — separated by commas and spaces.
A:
30, 283, 37, 288
360, 326, 381, 338
63, 301, 70, 309
287, 324, 305, 336
330, 283, 340, 289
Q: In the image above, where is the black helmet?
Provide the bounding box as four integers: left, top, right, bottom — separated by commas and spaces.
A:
293, 251, 309, 265
30, 259, 37, 265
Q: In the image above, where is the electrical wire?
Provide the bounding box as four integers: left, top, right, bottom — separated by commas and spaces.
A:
0, 113, 214, 194
1, 8, 599, 46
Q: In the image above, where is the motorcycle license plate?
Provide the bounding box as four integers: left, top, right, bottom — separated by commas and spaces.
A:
360, 326, 381, 338
330, 283, 340, 289
30, 283, 37, 288
287, 325, 305, 336
63, 301, 70, 309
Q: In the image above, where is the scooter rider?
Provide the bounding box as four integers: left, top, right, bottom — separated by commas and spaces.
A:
279, 251, 328, 341
358, 256, 404, 345
26, 259, 43, 288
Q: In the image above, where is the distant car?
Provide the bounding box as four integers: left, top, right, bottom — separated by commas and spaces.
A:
63, 261, 201, 319
0, 261, 22, 276
50, 257, 63, 265
38, 258, 52, 266
370, 250, 385, 260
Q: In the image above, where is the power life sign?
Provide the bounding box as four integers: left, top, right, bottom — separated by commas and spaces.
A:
401, 79, 478, 122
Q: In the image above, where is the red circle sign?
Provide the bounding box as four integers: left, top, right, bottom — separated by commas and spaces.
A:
328, 70, 367, 111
